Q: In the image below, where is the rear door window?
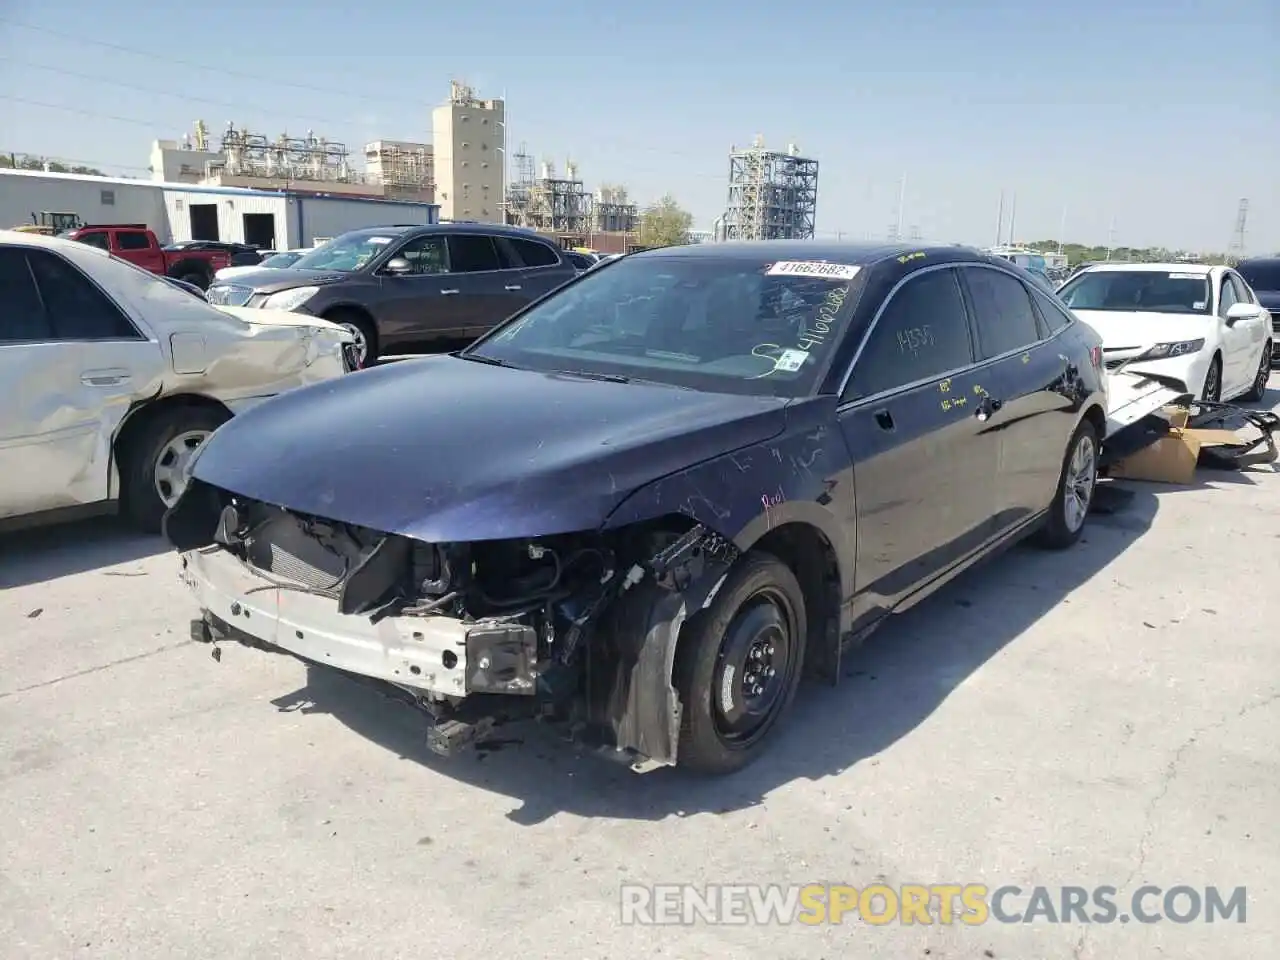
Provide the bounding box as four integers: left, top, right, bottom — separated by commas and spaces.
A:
1031, 289, 1074, 334
845, 267, 974, 399
962, 267, 1042, 358
508, 237, 561, 268
0, 248, 54, 342
447, 235, 502, 273
26, 250, 140, 340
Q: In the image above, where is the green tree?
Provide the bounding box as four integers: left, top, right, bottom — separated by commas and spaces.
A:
638, 194, 693, 248
1, 152, 104, 176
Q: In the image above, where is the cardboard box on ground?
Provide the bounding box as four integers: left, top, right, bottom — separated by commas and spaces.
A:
1109, 406, 1256, 484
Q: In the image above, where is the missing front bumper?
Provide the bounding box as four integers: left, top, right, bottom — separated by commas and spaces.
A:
181, 547, 537, 698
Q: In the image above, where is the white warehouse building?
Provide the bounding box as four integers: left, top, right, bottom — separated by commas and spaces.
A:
0, 168, 439, 248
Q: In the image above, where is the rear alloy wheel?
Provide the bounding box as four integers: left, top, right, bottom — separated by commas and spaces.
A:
1035, 418, 1098, 550
1240, 341, 1272, 402
1202, 355, 1222, 403
121, 406, 229, 533
674, 553, 807, 775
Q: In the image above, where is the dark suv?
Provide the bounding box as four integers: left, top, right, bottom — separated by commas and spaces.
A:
1237, 257, 1280, 349
206, 224, 577, 364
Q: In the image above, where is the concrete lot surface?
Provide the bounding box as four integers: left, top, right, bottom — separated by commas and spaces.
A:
2, 390, 1278, 960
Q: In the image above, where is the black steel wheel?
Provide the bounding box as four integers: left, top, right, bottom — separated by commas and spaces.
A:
1202, 354, 1223, 403
674, 553, 807, 775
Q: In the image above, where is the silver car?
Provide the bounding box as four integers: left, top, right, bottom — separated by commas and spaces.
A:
0, 230, 354, 533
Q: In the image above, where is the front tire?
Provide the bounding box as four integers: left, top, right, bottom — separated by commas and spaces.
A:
325, 309, 377, 366
1034, 418, 1098, 550
120, 406, 229, 533
673, 553, 807, 775
1202, 354, 1223, 403
1240, 340, 1271, 402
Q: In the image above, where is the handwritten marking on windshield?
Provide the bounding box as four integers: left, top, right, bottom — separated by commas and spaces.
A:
747, 342, 813, 379
897, 251, 926, 264
797, 283, 850, 350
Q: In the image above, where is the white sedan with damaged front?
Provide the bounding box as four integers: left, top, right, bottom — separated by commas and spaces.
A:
1058, 262, 1272, 404
0, 230, 355, 533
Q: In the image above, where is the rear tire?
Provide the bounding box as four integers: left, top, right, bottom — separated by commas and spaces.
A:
1240, 341, 1271, 402
673, 553, 807, 775
1034, 417, 1098, 550
120, 406, 229, 534
325, 308, 377, 366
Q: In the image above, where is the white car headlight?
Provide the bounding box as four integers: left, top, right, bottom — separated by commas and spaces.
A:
1136, 339, 1205, 361
262, 286, 320, 311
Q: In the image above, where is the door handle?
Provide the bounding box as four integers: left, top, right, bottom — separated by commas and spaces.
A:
440, 289, 460, 295
81, 369, 130, 387
874, 409, 895, 431
505, 284, 522, 291
974, 396, 1003, 421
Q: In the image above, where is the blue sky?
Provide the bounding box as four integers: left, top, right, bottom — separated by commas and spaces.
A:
1, 0, 1276, 251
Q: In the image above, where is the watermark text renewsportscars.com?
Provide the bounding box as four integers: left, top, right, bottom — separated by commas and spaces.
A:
620, 884, 1247, 926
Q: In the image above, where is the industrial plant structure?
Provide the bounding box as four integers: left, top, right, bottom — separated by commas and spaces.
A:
504, 148, 638, 250
150, 121, 434, 202
719, 136, 819, 241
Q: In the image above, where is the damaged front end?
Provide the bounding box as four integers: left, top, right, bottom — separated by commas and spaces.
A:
166, 480, 738, 769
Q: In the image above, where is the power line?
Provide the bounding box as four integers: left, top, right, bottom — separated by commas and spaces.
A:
0, 17, 723, 167
0, 16, 420, 106
0, 94, 159, 128
0, 95, 730, 183
0, 56, 369, 128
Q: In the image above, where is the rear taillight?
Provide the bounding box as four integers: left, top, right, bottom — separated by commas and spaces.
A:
1089, 345, 1103, 369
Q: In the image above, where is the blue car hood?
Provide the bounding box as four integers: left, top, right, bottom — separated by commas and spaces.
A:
190, 355, 790, 542
1255, 289, 1280, 310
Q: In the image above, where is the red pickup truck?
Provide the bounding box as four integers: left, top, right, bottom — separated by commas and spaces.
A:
61, 225, 231, 289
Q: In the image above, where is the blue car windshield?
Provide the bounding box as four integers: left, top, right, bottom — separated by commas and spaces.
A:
465, 254, 868, 397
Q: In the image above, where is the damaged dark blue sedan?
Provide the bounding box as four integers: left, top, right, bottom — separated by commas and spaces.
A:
167, 241, 1107, 775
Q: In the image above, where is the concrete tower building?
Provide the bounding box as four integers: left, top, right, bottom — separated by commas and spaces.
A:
431, 81, 505, 223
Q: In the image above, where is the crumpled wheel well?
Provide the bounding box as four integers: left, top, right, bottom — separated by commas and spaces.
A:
110, 393, 232, 501
593, 514, 842, 767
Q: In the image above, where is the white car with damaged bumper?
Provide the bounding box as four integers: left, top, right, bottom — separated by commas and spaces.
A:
0, 230, 355, 533
1058, 262, 1272, 404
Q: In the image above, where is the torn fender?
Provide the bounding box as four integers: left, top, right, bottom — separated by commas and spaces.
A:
594, 538, 733, 768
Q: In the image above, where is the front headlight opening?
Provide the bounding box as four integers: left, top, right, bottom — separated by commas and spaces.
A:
262, 286, 319, 311
1140, 338, 1205, 361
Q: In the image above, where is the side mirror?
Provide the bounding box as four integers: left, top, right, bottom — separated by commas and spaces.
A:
1225, 302, 1256, 325
382, 257, 413, 276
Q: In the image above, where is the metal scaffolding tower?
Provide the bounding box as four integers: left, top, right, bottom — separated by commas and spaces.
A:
504, 154, 591, 234
1228, 198, 1249, 261
721, 136, 819, 241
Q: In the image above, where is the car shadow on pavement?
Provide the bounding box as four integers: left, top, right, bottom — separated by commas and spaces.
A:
270, 486, 1162, 825
0, 517, 166, 589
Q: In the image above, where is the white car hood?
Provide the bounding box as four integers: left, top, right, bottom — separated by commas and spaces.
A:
1072, 310, 1211, 351
214, 265, 262, 281
215, 305, 349, 335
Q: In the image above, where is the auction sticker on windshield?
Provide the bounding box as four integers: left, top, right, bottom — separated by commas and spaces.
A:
1169, 273, 1203, 280
766, 261, 862, 281
368, 237, 395, 245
